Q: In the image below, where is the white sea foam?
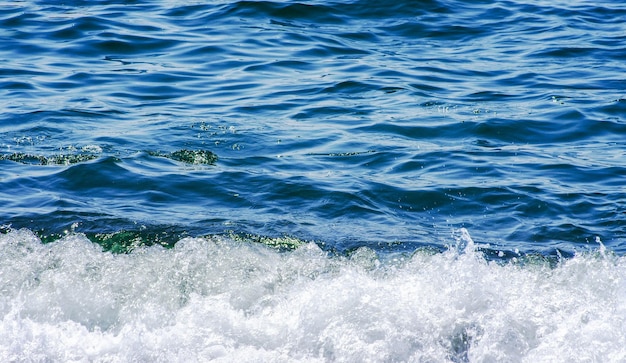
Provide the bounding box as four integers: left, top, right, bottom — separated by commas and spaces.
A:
1, 229, 625, 362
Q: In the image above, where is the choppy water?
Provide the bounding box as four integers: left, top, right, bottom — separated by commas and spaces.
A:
1, 0, 626, 361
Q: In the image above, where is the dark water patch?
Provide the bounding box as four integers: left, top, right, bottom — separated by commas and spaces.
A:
320, 80, 378, 95
342, 0, 445, 19
293, 105, 372, 120
0, 10, 39, 29
243, 60, 314, 73
1, 81, 36, 91
221, 1, 345, 25
471, 117, 594, 144
87, 32, 177, 56
88, 228, 189, 253
0, 67, 49, 78
355, 121, 472, 142
148, 149, 218, 165
0, 153, 100, 166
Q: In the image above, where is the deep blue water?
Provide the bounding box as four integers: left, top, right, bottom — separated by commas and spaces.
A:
1, 0, 626, 361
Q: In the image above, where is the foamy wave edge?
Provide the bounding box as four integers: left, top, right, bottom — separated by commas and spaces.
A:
1, 229, 625, 362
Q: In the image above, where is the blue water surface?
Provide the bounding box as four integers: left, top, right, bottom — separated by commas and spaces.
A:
3, 1, 626, 362
1, 0, 626, 255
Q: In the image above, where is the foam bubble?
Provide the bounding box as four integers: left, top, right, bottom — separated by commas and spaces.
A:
0, 229, 624, 362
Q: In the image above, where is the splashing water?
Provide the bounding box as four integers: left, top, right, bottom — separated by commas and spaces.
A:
1, 229, 624, 362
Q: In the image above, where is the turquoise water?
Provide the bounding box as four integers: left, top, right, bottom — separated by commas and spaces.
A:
1, 0, 626, 361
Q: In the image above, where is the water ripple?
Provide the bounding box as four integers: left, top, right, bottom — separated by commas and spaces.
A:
1, 0, 625, 254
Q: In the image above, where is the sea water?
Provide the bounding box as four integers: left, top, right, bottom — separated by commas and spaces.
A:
1, 0, 626, 361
